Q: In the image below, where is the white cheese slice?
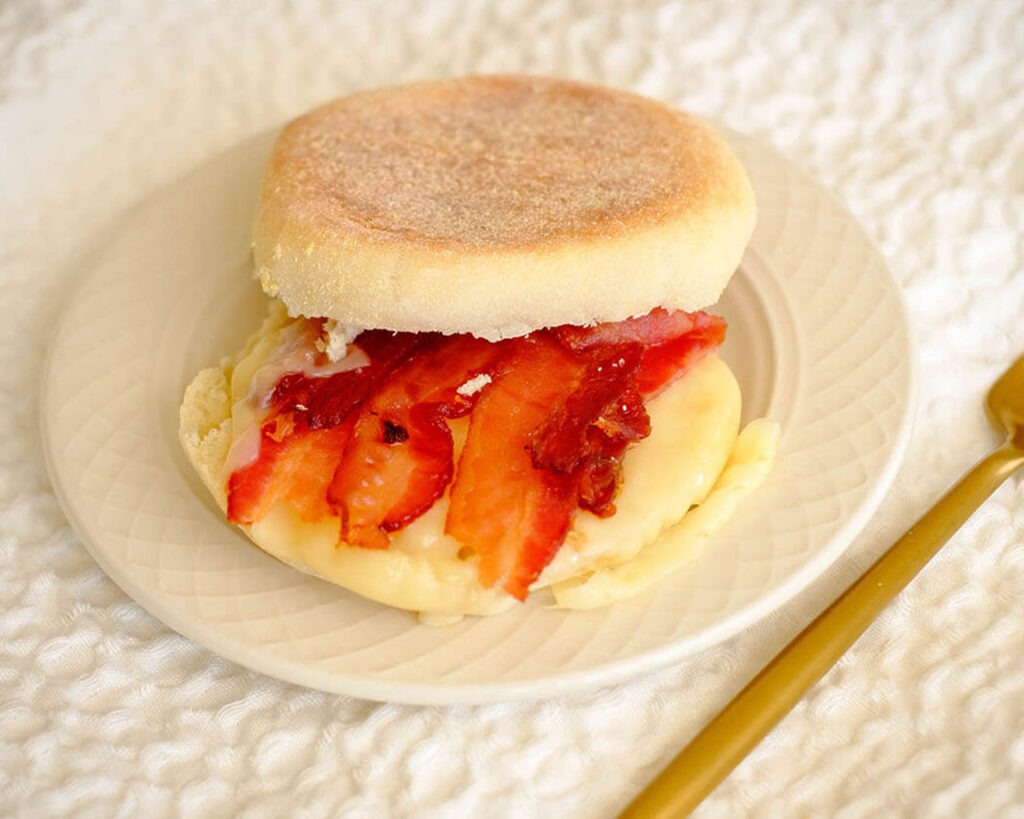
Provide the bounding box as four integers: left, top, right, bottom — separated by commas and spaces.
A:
550, 417, 779, 609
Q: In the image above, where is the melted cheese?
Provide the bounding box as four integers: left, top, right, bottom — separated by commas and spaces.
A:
250, 507, 517, 616
551, 418, 779, 609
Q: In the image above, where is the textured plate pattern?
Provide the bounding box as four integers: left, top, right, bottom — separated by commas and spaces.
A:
42, 126, 913, 703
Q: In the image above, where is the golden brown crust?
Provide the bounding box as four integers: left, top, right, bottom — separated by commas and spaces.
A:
253, 75, 755, 337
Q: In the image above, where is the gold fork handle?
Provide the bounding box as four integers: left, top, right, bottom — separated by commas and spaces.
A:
622, 443, 1024, 819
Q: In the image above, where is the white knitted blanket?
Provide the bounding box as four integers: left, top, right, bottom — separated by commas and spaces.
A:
3, 2, 1023, 816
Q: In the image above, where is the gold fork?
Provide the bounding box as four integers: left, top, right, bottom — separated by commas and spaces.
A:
622, 355, 1024, 818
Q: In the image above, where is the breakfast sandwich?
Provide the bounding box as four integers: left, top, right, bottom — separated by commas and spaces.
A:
179, 75, 778, 622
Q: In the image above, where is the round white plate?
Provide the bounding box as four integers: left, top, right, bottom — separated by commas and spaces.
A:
41, 129, 914, 705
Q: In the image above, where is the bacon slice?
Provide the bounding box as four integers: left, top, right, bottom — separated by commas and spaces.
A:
229, 331, 423, 526
328, 406, 452, 549
528, 344, 643, 473
445, 336, 585, 600
327, 335, 503, 548
553, 308, 727, 395
227, 416, 350, 525
271, 331, 421, 428
635, 313, 726, 395
526, 344, 649, 517
554, 307, 702, 349
574, 385, 651, 517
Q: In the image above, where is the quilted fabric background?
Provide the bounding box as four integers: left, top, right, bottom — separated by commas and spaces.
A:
3, 1, 1023, 816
